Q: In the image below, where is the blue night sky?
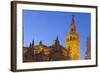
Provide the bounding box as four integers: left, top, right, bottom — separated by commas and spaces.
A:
23, 10, 91, 59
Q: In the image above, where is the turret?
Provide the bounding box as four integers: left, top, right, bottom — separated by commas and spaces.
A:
32, 40, 34, 52
39, 41, 43, 45
53, 36, 60, 45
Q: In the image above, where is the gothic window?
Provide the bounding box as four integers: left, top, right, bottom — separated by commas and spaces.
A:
70, 36, 72, 41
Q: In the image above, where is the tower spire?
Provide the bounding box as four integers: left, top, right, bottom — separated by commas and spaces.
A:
39, 41, 42, 45
70, 15, 76, 34
55, 36, 60, 45
32, 40, 34, 46
29, 42, 32, 49
56, 36, 59, 41
32, 40, 34, 51
71, 15, 75, 24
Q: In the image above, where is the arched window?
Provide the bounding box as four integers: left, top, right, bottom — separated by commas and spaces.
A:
70, 36, 72, 41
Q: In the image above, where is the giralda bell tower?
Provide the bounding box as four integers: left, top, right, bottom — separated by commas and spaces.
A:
65, 15, 80, 60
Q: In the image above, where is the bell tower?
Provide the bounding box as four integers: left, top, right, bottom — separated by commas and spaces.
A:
65, 15, 80, 60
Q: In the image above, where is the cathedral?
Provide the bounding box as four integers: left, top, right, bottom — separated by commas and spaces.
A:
23, 15, 80, 62
23, 37, 66, 62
